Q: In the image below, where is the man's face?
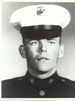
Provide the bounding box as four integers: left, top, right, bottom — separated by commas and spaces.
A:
21, 37, 63, 74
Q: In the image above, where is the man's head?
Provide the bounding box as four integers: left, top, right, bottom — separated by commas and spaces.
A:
19, 36, 64, 76
19, 25, 64, 76
10, 4, 71, 78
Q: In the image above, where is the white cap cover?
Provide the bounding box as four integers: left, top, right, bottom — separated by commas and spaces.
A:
10, 4, 71, 30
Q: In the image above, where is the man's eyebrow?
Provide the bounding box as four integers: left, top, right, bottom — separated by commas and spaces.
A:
25, 39, 32, 41
25, 39, 38, 42
25, 38, 58, 42
47, 38, 58, 41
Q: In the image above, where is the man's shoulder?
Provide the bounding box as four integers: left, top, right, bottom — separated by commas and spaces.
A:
60, 77, 75, 89
56, 75, 75, 91
2, 76, 25, 88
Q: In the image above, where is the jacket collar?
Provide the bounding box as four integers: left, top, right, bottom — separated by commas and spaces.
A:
25, 71, 61, 89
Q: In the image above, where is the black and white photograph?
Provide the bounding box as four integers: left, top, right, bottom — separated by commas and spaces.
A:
1, 2, 75, 98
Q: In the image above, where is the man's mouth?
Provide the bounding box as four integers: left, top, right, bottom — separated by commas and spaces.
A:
36, 57, 49, 61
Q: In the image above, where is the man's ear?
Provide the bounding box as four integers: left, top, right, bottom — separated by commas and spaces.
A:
19, 45, 26, 58
58, 44, 64, 58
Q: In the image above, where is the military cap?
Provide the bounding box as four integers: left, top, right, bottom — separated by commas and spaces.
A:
10, 4, 71, 39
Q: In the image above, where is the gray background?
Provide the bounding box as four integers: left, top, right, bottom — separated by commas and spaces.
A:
2, 2, 75, 81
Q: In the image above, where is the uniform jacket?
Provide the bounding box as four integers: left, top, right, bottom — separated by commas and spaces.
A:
2, 71, 75, 98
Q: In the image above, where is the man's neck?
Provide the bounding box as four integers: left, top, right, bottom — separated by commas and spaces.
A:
28, 67, 56, 79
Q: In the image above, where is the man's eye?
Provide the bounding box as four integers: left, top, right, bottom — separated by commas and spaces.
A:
29, 41, 38, 45
49, 41, 56, 44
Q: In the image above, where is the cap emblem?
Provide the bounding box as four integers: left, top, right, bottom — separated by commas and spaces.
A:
37, 6, 45, 16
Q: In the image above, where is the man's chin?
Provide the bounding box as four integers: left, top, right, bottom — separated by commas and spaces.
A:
35, 66, 52, 74
35, 64, 55, 74
35, 69, 49, 74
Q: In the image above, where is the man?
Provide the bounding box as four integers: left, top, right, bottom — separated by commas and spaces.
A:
2, 4, 75, 98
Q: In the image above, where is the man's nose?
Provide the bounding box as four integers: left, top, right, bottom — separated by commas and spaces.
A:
39, 40, 47, 52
